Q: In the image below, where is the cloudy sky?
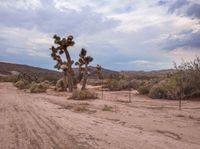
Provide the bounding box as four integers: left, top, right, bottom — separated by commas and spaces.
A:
0, 0, 199, 71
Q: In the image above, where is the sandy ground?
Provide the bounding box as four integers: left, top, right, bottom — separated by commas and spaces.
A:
0, 82, 200, 149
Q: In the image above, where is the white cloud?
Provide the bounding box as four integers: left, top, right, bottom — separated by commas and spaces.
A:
0, 26, 52, 57
117, 59, 167, 66
168, 47, 200, 64
0, 0, 42, 10
128, 60, 151, 65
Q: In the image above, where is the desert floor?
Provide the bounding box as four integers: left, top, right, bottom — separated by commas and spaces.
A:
0, 82, 200, 149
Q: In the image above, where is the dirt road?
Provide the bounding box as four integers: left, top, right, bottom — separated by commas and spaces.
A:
0, 82, 200, 149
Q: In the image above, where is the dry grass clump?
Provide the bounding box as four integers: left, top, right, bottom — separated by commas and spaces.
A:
74, 105, 89, 112
69, 90, 97, 100
29, 81, 49, 93
102, 104, 113, 111
14, 80, 27, 89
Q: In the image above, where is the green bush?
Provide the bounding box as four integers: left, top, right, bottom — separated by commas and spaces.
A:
105, 79, 120, 91
148, 57, 200, 99
148, 78, 178, 99
14, 80, 27, 89
105, 79, 132, 91
69, 90, 97, 100
138, 85, 150, 95
29, 81, 49, 93
148, 85, 166, 99
174, 57, 200, 98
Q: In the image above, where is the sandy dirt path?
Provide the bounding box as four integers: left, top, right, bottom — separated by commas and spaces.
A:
0, 82, 200, 149
0, 83, 92, 149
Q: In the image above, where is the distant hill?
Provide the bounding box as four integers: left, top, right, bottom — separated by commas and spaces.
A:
0, 61, 173, 81
0, 62, 62, 77
0, 62, 62, 83
120, 69, 174, 80
0, 62, 119, 79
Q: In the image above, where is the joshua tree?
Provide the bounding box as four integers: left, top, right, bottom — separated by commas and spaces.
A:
75, 48, 93, 90
96, 64, 103, 79
50, 34, 75, 92
96, 64, 104, 98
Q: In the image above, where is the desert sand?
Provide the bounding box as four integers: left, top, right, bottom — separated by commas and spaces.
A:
0, 82, 200, 149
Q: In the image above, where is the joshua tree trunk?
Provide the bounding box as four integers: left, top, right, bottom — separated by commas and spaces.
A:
64, 49, 74, 92
81, 64, 88, 90
63, 71, 68, 91
67, 70, 73, 92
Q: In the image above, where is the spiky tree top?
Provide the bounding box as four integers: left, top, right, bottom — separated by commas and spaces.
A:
75, 48, 93, 68
50, 34, 75, 72
96, 64, 103, 79
75, 48, 93, 80
75, 48, 94, 90
96, 64, 102, 72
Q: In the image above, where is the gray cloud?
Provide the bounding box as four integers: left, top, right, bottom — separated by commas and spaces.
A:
167, 0, 200, 19
157, 0, 169, 6
187, 4, 200, 19
168, 0, 188, 13
163, 30, 200, 51
0, 2, 119, 36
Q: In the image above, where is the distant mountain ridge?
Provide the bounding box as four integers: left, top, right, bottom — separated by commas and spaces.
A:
0, 62, 61, 76
0, 62, 118, 78
0, 61, 173, 79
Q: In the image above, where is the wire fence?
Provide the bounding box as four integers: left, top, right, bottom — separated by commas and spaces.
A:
95, 88, 200, 110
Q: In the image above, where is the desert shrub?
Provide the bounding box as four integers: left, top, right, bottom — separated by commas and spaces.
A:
119, 80, 132, 90
86, 79, 102, 86
102, 104, 113, 111
29, 81, 49, 93
0, 75, 18, 82
129, 79, 142, 89
17, 72, 38, 83
69, 90, 97, 100
14, 72, 38, 90
148, 84, 166, 99
148, 79, 176, 99
174, 57, 200, 98
14, 80, 27, 89
137, 78, 161, 95
105, 79, 132, 91
55, 79, 65, 91
107, 73, 123, 80
138, 85, 150, 94
105, 79, 120, 91
148, 57, 200, 99
44, 75, 59, 84
40, 80, 50, 87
